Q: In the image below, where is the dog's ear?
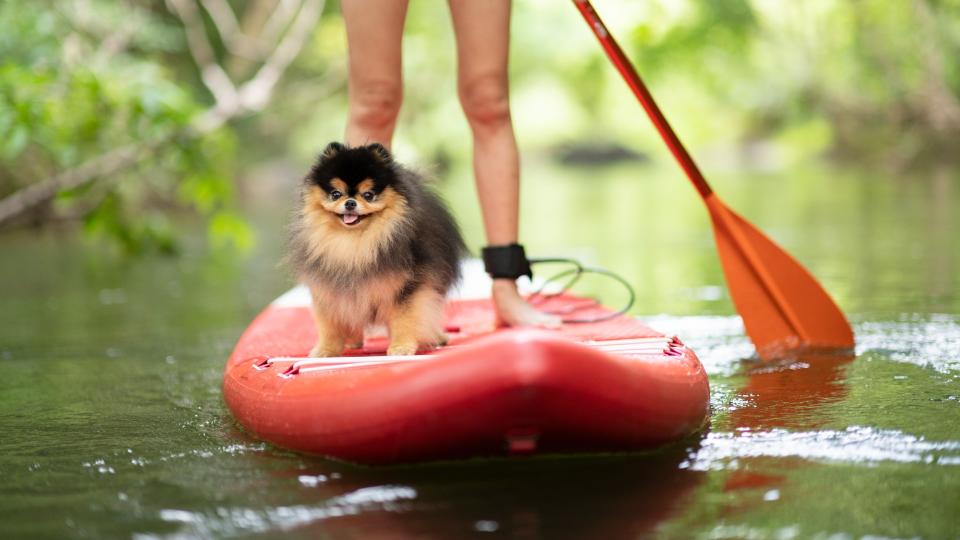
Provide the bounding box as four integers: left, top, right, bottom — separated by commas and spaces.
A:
320, 142, 346, 162
366, 142, 393, 164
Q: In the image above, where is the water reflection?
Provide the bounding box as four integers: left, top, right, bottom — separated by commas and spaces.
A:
687, 352, 852, 523
731, 352, 855, 431
253, 450, 706, 539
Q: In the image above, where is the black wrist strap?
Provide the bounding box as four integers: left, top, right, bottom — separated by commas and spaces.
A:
482, 243, 533, 280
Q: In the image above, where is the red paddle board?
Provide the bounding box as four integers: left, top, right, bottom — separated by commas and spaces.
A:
223, 263, 710, 464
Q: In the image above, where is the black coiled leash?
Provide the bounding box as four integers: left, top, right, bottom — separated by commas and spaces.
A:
481, 244, 635, 324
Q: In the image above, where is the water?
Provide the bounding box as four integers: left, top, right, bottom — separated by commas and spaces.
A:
1, 161, 958, 539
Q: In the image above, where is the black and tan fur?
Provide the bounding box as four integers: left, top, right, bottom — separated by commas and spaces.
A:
288, 142, 465, 357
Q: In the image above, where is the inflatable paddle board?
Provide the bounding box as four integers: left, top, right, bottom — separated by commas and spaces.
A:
223, 262, 709, 464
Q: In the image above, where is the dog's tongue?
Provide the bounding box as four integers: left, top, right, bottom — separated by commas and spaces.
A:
342, 213, 359, 225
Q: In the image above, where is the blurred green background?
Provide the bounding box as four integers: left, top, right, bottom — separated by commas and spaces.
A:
2, 0, 958, 254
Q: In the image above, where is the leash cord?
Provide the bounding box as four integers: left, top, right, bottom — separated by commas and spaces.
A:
526, 258, 636, 324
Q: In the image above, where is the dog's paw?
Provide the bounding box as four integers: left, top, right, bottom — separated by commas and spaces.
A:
414, 333, 447, 352
309, 344, 342, 358
387, 343, 418, 356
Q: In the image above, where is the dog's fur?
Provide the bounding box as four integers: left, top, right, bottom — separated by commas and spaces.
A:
288, 142, 466, 356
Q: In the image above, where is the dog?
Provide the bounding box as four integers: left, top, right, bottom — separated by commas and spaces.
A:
288, 142, 466, 357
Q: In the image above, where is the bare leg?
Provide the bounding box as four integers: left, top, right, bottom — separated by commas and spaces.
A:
342, 0, 409, 147
448, 0, 560, 328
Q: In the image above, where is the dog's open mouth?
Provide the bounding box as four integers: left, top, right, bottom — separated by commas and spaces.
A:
340, 212, 368, 226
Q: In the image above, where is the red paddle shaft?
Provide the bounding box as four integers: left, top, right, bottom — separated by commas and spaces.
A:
572, 0, 712, 199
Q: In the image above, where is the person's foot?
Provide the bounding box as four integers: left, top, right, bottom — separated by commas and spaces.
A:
492, 279, 562, 329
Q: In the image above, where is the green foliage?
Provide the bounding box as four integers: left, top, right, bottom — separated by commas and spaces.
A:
283, 0, 959, 169
2, 0, 958, 257
0, 1, 250, 254
614, 0, 960, 158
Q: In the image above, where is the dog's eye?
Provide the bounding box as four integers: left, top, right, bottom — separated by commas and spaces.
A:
362, 191, 375, 202
330, 190, 342, 200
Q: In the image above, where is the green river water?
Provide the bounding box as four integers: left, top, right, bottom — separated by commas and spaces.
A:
1, 161, 958, 539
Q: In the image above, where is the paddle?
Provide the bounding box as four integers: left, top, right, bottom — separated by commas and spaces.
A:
572, 0, 854, 359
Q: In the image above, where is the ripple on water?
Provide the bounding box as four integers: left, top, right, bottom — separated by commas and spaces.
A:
645, 313, 960, 375
136, 486, 417, 538
855, 315, 960, 374
683, 426, 960, 471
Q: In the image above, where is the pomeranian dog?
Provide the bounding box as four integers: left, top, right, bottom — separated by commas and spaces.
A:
288, 142, 466, 357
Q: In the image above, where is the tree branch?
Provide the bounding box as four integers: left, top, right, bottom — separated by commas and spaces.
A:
0, 141, 163, 226
261, 0, 301, 46
238, 0, 325, 111
200, 0, 239, 41
166, 0, 240, 109
200, 0, 269, 60
0, 0, 327, 227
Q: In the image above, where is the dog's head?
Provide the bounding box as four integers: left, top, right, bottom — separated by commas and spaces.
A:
302, 142, 408, 231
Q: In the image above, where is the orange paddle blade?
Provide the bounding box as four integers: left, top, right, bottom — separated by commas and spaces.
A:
705, 195, 854, 359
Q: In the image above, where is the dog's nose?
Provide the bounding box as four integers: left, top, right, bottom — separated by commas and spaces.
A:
344, 199, 357, 211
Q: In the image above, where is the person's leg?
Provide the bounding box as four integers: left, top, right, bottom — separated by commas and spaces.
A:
448, 0, 560, 328
342, 0, 409, 147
